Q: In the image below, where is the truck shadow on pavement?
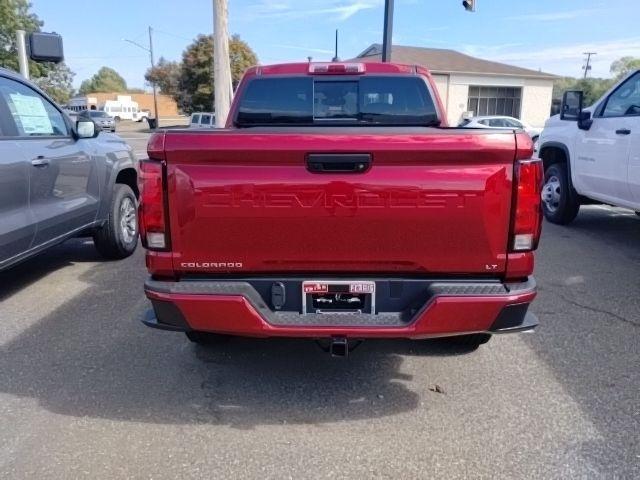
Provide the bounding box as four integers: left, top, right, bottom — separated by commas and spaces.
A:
0, 243, 475, 428
0, 239, 103, 303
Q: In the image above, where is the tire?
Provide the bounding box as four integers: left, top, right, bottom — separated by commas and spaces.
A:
114, 116, 121, 122
541, 163, 580, 225
93, 183, 138, 259
185, 331, 231, 345
445, 333, 492, 350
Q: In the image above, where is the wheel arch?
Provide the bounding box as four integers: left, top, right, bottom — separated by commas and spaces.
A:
539, 141, 569, 169
115, 167, 139, 199
538, 141, 575, 188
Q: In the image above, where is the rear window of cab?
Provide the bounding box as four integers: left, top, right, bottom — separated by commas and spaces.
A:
235, 76, 439, 127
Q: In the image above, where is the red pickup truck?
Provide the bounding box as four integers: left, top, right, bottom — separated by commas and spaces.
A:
139, 61, 542, 355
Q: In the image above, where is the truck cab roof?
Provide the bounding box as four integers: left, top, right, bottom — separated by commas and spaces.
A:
245, 62, 431, 77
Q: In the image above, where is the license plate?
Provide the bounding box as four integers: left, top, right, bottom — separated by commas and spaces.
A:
302, 281, 376, 314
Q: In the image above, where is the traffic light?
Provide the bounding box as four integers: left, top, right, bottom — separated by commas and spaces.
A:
462, 0, 475, 12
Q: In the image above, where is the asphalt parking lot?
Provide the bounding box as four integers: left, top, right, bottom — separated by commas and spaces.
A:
0, 130, 638, 478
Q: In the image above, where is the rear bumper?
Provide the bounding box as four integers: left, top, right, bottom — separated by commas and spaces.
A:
143, 277, 537, 339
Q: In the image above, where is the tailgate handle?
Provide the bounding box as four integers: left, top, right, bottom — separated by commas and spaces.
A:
306, 154, 371, 173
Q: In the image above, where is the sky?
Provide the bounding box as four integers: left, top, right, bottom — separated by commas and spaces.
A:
31, 0, 640, 90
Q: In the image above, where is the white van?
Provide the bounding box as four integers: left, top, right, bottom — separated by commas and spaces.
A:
101, 95, 143, 121
189, 112, 216, 128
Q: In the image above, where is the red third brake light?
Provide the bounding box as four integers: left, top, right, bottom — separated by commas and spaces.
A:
511, 157, 543, 252
139, 132, 168, 250
309, 63, 365, 74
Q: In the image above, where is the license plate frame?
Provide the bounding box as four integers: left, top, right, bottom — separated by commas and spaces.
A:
302, 281, 376, 315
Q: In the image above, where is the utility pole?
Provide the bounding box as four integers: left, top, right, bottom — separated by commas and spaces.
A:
381, 0, 394, 62
582, 52, 596, 79
213, 0, 233, 128
332, 30, 339, 62
124, 29, 159, 127
148, 27, 159, 127
16, 30, 29, 79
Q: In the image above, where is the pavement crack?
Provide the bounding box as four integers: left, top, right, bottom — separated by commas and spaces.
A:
554, 292, 639, 328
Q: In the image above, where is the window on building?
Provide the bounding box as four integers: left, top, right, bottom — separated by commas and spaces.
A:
467, 86, 522, 118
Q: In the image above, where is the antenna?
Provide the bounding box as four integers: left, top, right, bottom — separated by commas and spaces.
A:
332, 29, 339, 62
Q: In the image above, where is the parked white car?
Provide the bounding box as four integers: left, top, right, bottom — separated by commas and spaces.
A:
189, 112, 215, 128
538, 69, 640, 224
459, 116, 542, 143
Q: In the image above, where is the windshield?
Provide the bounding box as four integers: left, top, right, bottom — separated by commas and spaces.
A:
89, 111, 108, 118
236, 75, 439, 127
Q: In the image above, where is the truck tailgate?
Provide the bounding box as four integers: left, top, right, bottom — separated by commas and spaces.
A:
164, 129, 516, 275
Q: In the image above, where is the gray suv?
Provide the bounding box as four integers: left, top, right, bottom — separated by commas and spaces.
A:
0, 68, 139, 271
79, 109, 116, 132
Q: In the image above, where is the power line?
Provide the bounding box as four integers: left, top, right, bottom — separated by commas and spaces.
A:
152, 28, 193, 42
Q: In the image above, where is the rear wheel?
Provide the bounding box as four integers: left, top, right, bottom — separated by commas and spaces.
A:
185, 331, 231, 345
541, 163, 580, 225
93, 184, 138, 259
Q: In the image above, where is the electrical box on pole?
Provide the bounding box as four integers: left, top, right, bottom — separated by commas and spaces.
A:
28, 32, 64, 63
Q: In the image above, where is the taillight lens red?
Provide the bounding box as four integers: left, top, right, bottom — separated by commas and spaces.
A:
139, 159, 168, 250
511, 158, 543, 251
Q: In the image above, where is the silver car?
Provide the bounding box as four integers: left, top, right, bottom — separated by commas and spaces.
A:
80, 109, 116, 132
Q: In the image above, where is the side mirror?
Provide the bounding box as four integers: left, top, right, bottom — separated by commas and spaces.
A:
76, 120, 98, 139
561, 90, 583, 121
578, 111, 593, 130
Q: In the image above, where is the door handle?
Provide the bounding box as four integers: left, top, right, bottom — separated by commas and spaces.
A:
306, 153, 371, 173
31, 156, 50, 167
615, 128, 631, 135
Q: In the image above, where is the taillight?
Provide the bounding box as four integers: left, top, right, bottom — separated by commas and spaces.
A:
139, 133, 169, 250
511, 158, 543, 252
309, 62, 365, 74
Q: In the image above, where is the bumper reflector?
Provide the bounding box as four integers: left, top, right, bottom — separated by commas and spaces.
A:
513, 233, 534, 251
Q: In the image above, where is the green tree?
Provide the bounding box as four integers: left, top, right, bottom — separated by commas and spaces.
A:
79, 66, 127, 94
145, 56, 181, 97
553, 76, 614, 106
610, 56, 640, 80
178, 34, 257, 113
32, 62, 75, 103
0, 0, 75, 102
0, 0, 44, 76
229, 35, 258, 88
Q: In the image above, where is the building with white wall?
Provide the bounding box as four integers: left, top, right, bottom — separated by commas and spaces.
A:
354, 44, 556, 128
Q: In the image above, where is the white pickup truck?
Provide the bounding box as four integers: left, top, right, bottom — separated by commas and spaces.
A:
538, 70, 640, 224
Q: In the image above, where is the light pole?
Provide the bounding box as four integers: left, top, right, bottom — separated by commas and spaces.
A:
213, 0, 233, 128
381, 0, 394, 62
123, 27, 159, 128
382, 0, 476, 62
16, 30, 30, 79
